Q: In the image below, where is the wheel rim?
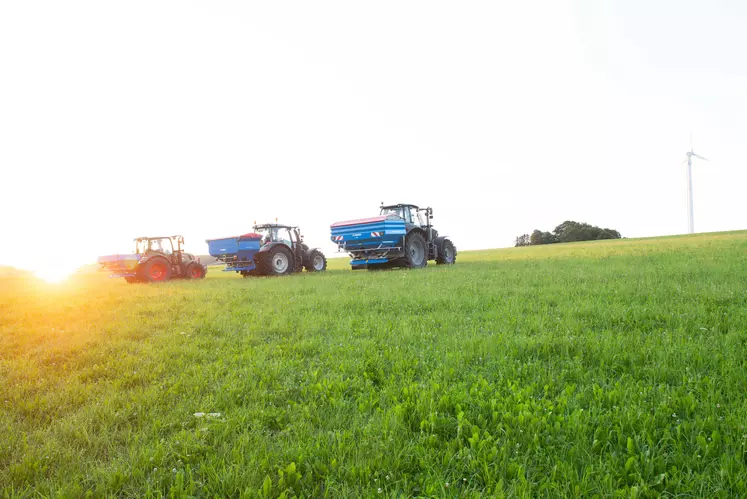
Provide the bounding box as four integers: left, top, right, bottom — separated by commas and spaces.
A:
409, 239, 425, 265
313, 254, 324, 270
191, 267, 200, 278
273, 253, 289, 273
444, 246, 453, 262
150, 263, 165, 280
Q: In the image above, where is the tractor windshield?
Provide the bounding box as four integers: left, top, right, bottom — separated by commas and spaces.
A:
136, 238, 172, 255
135, 240, 148, 254
380, 206, 404, 219
415, 210, 425, 226
152, 239, 172, 254
255, 227, 293, 247
381, 206, 421, 224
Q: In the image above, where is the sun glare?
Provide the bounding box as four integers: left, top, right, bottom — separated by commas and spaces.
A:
33, 263, 81, 283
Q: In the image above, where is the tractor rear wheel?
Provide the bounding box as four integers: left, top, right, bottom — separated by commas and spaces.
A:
140, 258, 172, 283
186, 263, 205, 279
436, 239, 457, 265
403, 232, 427, 269
304, 250, 327, 272
259, 246, 294, 276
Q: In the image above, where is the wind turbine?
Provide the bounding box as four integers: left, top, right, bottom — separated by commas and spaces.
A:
683, 136, 707, 234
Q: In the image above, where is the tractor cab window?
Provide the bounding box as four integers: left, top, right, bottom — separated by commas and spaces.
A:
277, 228, 293, 247
401, 206, 415, 224
415, 210, 425, 227
149, 238, 172, 255
381, 206, 404, 220
257, 227, 293, 247
256, 227, 273, 244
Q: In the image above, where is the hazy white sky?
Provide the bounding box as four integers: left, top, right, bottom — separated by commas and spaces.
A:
1, 0, 745, 270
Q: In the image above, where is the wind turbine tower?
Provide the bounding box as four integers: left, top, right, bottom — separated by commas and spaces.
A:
684, 138, 707, 234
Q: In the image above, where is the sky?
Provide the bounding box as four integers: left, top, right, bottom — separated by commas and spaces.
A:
1, 0, 745, 271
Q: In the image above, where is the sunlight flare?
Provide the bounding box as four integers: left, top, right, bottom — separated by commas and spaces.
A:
31, 260, 87, 283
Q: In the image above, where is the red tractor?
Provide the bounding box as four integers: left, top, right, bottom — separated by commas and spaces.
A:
98, 235, 207, 283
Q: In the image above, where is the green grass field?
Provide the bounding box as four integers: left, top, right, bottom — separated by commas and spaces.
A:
1, 232, 746, 498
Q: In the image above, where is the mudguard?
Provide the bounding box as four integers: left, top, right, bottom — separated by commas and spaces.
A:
257, 241, 293, 254
136, 253, 169, 266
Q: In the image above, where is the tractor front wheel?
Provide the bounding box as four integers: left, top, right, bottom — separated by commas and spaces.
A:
436, 239, 457, 265
259, 246, 294, 276
186, 263, 205, 279
403, 232, 427, 269
140, 258, 172, 283
304, 250, 327, 272
125, 276, 140, 284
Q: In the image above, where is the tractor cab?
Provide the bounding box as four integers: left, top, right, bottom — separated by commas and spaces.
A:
136, 237, 173, 256
135, 236, 181, 261
253, 224, 302, 249
380, 203, 432, 228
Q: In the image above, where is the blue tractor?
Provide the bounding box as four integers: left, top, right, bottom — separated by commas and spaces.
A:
207, 223, 327, 277
330, 203, 456, 270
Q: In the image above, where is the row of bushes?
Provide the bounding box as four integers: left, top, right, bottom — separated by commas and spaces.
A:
515, 221, 621, 247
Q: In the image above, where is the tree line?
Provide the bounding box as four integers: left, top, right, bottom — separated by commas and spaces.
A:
515, 221, 621, 247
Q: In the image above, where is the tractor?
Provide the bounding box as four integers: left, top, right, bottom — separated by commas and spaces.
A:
98, 235, 207, 283
330, 203, 456, 270
207, 223, 327, 277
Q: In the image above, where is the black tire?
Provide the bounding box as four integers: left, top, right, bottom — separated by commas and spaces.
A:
125, 276, 140, 284
185, 263, 205, 279
436, 239, 457, 265
139, 257, 172, 283
304, 250, 327, 272
403, 232, 427, 269
258, 246, 294, 276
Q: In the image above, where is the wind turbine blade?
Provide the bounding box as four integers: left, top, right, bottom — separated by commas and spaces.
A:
692, 153, 708, 161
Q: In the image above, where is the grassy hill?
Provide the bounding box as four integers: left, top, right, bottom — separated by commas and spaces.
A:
1, 231, 746, 497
